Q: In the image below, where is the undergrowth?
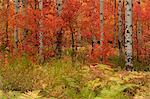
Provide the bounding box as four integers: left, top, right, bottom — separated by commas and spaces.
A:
0, 56, 149, 99
108, 56, 150, 71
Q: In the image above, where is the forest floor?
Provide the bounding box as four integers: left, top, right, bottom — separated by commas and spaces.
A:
0, 57, 149, 99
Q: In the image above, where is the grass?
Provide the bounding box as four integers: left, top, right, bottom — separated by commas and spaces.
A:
0, 56, 149, 99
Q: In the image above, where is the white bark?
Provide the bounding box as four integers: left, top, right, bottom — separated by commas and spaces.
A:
78, 30, 81, 47
56, 0, 62, 58
100, 0, 104, 47
38, 0, 44, 63
125, 0, 133, 69
56, 0, 62, 16
14, 0, 19, 52
118, 0, 122, 43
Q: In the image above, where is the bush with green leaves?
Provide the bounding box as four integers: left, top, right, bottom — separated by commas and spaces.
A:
0, 56, 49, 92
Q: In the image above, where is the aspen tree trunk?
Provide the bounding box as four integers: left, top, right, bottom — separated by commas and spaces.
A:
14, 0, 19, 53
77, 30, 81, 47
122, 0, 125, 47
77, 17, 82, 47
100, 0, 104, 62
22, 0, 28, 51
100, 0, 104, 47
90, 1, 96, 55
1, 0, 9, 64
137, 0, 142, 43
91, 33, 96, 55
71, 27, 75, 65
5, 0, 9, 51
4, 0, 10, 64
118, 0, 123, 63
34, 0, 38, 48
1, 0, 5, 64
56, 0, 62, 59
125, 0, 133, 70
114, 0, 117, 48
136, 0, 142, 61
38, 0, 44, 64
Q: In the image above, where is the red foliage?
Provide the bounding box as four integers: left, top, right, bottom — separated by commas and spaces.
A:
0, 0, 149, 64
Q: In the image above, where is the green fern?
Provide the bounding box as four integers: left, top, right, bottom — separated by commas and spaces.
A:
97, 84, 138, 99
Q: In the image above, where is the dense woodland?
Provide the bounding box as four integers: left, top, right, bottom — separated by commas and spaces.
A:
0, 0, 149, 98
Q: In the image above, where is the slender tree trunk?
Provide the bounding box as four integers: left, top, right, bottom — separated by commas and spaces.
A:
125, 0, 133, 70
55, 29, 62, 58
122, 0, 125, 47
14, 0, 19, 53
1, 0, 5, 64
34, 0, 38, 48
38, 0, 44, 64
1, 0, 10, 64
136, 0, 142, 61
91, 34, 96, 55
77, 17, 82, 48
135, 23, 139, 61
100, 0, 104, 62
118, 0, 123, 63
89, 1, 96, 55
56, 0, 62, 59
22, 0, 28, 51
77, 30, 81, 47
5, 0, 9, 50
114, 0, 117, 48
137, 0, 142, 43
71, 28, 75, 65
4, 0, 10, 64
100, 0, 104, 47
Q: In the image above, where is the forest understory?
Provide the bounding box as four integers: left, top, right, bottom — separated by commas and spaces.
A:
0, 55, 149, 99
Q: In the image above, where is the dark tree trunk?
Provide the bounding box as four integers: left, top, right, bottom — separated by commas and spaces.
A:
114, 0, 117, 48
5, 0, 10, 52
71, 29, 76, 65
56, 29, 63, 59
56, 0, 62, 59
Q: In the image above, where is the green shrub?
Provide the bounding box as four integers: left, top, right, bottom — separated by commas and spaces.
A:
40, 59, 83, 98
108, 56, 125, 69
133, 60, 150, 71
0, 56, 49, 92
63, 48, 73, 56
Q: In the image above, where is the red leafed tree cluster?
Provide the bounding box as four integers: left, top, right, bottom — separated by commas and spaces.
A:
0, 0, 149, 69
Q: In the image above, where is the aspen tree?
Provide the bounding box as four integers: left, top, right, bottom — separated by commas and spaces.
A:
118, 0, 123, 63
125, 0, 133, 70
99, 0, 104, 62
56, 0, 62, 59
136, 0, 142, 61
14, 0, 19, 52
38, 0, 44, 64
22, 0, 28, 50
